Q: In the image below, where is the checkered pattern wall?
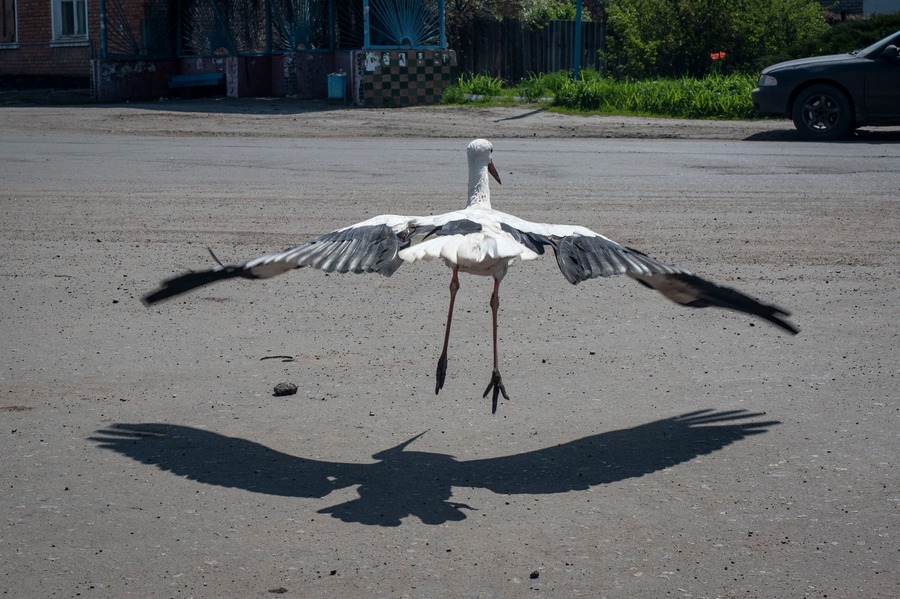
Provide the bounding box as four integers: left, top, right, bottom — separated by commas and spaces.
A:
353, 50, 457, 108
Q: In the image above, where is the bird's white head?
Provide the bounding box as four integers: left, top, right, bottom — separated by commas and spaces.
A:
466, 139, 501, 208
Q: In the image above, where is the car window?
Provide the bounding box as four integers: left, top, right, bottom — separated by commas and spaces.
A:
858, 30, 900, 57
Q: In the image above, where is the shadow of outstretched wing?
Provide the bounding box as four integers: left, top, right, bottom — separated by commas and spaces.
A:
91, 424, 365, 499
92, 410, 777, 526
453, 409, 778, 494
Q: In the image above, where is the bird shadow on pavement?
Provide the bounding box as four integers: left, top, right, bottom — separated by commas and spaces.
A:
91, 409, 777, 527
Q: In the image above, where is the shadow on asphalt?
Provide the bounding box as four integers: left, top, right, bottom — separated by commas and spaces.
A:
124, 97, 353, 116
745, 127, 900, 143
0, 90, 349, 116
92, 409, 778, 527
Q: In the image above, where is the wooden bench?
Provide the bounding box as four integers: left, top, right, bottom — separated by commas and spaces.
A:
168, 73, 225, 91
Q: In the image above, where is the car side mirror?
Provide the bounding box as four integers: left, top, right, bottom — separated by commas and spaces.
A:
884, 45, 899, 59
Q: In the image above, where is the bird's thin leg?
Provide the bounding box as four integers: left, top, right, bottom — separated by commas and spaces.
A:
435, 267, 460, 395
483, 277, 509, 413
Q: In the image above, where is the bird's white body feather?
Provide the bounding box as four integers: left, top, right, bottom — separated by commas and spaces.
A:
397, 208, 540, 278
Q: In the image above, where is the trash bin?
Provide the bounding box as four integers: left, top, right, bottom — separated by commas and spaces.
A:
327, 72, 347, 103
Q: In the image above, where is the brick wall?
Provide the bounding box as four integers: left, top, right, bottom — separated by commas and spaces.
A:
0, 0, 110, 81
1, 41, 95, 79
91, 57, 177, 102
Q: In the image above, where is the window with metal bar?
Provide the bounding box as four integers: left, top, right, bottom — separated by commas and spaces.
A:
0, 0, 16, 44
54, 0, 87, 39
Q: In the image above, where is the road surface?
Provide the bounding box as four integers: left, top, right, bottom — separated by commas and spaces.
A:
1, 101, 898, 598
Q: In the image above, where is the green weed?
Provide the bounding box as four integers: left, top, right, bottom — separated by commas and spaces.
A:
443, 71, 758, 120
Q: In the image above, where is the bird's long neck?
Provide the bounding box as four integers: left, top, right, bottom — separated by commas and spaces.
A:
467, 165, 492, 209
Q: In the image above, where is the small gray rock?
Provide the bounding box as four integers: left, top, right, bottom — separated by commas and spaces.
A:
273, 382, 298, 396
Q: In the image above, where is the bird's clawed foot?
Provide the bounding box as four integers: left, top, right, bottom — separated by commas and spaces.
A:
435, 354, 448, 395
482, 369, 509, 414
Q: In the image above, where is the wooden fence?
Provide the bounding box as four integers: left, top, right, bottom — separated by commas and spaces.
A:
452, 18, 606, 82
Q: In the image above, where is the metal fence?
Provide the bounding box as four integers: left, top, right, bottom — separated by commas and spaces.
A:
453, 18, 606, 82
102, 0, 449, 58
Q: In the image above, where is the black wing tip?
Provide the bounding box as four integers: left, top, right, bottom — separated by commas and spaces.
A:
676, 273, 801, 335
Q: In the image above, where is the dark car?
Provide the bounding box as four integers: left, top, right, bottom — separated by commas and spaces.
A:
752, 30, 900, 140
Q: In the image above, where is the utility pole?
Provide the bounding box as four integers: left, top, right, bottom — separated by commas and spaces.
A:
573, 0, 583, 80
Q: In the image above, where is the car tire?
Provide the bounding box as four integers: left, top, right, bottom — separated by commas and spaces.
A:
791, 84, 854, 141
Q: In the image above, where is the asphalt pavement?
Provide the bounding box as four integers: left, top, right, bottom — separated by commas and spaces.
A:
2, 107, 899, 598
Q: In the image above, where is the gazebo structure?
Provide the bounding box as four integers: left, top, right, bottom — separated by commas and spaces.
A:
91, 0, 456, 106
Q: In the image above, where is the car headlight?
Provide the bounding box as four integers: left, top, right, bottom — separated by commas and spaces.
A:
757, 74, 778, 87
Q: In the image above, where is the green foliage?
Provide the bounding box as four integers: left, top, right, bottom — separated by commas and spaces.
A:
761, 11, 900, 65
440, 81, 467, 104
465, 74, 506, 96
603, 0, 829, 78
523, 0, 577, 25
447, 0, 587, 25
442, 74, 507, 103
515, 70, 572, 100
553, 73, 757, 119
443, 70, 758, 120
602, 0, 665, 79
442, 2, 898, 115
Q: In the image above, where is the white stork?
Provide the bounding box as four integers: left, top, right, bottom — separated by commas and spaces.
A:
144, 139, 798, 412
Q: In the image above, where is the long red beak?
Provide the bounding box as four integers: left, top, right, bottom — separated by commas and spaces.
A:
488, 159, 501, 185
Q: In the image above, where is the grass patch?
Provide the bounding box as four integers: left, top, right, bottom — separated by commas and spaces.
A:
443, 71, 758, 120
441, 74, 508, 103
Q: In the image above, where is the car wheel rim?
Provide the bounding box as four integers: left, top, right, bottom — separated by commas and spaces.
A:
802, 94, 840, 132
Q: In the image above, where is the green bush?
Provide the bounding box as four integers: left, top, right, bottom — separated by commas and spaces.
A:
761, 11, 900, 66
552, 74, 756, 119
466, 74, 506, 96
522, 0, 577, 24
603, 0, 829, 78
515, 70, 573, 101
440, 82, 466, 104
443, 70, 758, 120
442, 74, 507, 104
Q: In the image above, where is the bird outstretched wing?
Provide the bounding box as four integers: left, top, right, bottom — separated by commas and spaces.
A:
493, 214, 799, 335
141, 214, 467, 305
143, 208, 798, 335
